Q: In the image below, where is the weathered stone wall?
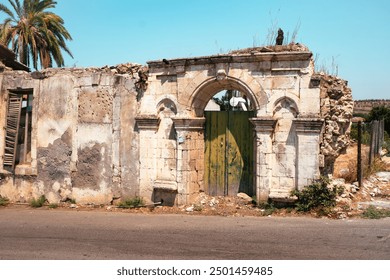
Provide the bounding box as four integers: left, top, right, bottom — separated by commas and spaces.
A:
140, 45, 324, 203
317, 74, 353, 175
0, 64, 143, 204
0, 46, 353, 206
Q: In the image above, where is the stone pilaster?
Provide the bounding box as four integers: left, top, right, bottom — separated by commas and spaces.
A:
172, 117, 205, 205
293, 118, 324, 189
250, 118, 276, 203
135, 115, 160, 200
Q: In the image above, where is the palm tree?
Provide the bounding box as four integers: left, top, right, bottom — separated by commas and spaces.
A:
0, 0, 73, 69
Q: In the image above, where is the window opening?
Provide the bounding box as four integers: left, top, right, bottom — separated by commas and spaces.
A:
3, 90, 33, 170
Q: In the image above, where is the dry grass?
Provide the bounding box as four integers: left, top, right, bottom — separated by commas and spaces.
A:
338, 156, 387, 183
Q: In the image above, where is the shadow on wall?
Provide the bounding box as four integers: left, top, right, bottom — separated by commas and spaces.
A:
153, 189, 177, 206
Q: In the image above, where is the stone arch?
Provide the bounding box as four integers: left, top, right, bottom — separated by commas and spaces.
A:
190, 76, 263, 117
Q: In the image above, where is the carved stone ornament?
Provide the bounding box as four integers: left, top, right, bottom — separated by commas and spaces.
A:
216, 69, 227, 81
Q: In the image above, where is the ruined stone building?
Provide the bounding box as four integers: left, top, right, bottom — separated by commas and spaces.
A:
0, 44, 352, 206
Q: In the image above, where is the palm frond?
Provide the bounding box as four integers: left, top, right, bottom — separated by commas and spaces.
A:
0, 0, 72, 69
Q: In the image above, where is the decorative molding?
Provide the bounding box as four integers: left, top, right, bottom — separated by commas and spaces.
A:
216, 69, 227, 81
172, 117, 206, 131
135, 115, 160, 130
293, 118, 324, 133
249, 117, 277, 133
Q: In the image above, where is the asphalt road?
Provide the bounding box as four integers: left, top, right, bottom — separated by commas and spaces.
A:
0, 207, 389, 260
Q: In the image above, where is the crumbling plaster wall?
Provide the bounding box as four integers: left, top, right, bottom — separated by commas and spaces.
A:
0, 64, 142, 204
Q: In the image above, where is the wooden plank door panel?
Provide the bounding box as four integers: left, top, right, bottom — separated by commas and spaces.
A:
205, 111, 228, 196
205, 111, 254, 197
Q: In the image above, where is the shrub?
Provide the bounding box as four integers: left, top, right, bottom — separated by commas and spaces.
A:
48, 203, 58, 209
193, 204, 203, 212
118, 196, 144, 208
291, 177, 343, 213
362, 206, 390, 219
0, 196, 9, 206
30, 195, 46, 208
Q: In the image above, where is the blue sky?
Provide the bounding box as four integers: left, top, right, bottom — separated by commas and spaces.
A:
3, 0, 390, 99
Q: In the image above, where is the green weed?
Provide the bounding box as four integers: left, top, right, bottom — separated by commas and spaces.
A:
48, 203, 58, 209
362, 206, 390, 219
258, 201, 277, 216
0, 196, 9, 206
30, 195, 46, 208
193, 204, 203, 212
118, 196, 144, 208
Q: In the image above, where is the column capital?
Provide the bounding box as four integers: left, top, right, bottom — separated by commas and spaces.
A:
293, 118, 324, 133
172, 117, 206, 131
249, 117, 276, 133
135, 115, 160, 130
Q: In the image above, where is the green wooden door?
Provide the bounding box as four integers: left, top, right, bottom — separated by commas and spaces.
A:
204, 111, 254, 196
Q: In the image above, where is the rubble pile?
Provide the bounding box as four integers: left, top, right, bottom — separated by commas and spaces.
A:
330, 171, 390, 218
102, 63, 149, 90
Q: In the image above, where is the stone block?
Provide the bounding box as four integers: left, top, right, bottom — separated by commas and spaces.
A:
279, 177, 295, 189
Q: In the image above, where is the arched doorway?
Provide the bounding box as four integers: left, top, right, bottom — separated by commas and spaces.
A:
204, 89, 255, 197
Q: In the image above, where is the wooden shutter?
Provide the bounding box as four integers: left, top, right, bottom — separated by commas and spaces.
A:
3, 93, 22, 170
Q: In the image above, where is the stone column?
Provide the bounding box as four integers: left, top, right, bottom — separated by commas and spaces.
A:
172, 117, 205, 205
293, 118, 324, 189
250, 118, 276, 203
135, 115, 160, 201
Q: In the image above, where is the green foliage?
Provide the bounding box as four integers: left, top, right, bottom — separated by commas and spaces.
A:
366, 106, 390, 136
350, 123, 371, 145
291, 178, 344, 213
30, 195, 46, 208
383, 131, 390, 156
48, 203, 58, 209
362, 206, 390, 219
193, 204, 203, 212
0, 196, 9, 206
118, 196, 144, 209
0, 0, 73, 69
212, 90, 233, 111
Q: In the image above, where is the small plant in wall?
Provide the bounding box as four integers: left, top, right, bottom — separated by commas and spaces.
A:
117, 196, 144, 209
0, 195, 9, 206
290, 177, 344, 215
30, 195, 46, 208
